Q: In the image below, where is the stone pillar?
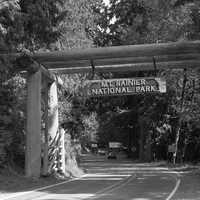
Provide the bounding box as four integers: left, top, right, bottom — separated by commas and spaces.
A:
26, 70, 41, 178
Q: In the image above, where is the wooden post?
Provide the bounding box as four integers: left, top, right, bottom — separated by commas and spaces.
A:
26, 70, 41, 178
59, 128, 65, 173
42, 80, 49, 176
48, 81, 59, 173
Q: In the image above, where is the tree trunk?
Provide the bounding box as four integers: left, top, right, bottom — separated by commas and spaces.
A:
139, 121, 145, 161
173, 126, 181, 164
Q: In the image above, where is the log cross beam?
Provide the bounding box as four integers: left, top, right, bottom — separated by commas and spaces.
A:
29, 40, 200, 74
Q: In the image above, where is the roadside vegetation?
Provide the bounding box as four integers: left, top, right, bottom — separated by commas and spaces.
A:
0, 0, 200, 178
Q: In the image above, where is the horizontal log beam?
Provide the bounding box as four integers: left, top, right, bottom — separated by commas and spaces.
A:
51, 59, 200, 74
1, 41, 200, 73
33, 41, 200, 63
43, 53, 200, 69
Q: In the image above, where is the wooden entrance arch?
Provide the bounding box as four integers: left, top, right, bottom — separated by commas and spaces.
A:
5, 40, 200, 178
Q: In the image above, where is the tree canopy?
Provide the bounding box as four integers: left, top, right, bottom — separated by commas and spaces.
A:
0, 0, 103, 168
94, 0, 200, 46
1, 0, 200, 168
90, 0, 200, 162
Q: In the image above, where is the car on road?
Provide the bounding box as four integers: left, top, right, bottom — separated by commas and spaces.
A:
98, 148, 107, 155
107, 151, 117, 159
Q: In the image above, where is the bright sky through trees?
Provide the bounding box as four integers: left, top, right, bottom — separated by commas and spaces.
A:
103, 0, 110, 6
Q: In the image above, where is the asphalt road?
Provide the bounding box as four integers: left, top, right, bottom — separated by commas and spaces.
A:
7, 153, 200, 200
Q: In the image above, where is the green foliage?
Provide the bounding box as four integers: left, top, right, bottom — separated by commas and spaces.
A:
82, 112, 99, 143
58, 0, 200, 162
0, 74, 26, 167
56, 0, 104, 145
57, 0, 103, 49
94, 0, 200, 45
1, 0, 200, 167
59, 73, 100, 145
0, 0, 72, 168
0, 0, 67, 52
91, 0, 200, 161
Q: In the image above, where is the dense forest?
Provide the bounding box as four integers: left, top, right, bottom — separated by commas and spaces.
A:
1, 0, 200, 173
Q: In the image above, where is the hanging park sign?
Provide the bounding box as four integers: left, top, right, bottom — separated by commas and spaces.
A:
84, 77, 166, 97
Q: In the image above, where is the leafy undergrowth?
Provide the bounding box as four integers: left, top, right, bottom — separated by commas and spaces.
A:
65, 157, 84, 178
154, 161, 200, 171
0, 157, 85, 194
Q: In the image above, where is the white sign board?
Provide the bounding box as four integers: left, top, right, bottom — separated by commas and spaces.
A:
91, 143, 98, 148
109, 142, 121, 148
84, 77, 166, 97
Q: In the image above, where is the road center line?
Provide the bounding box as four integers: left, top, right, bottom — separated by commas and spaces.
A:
166, 172, 181, 200
88, 174, 135, 200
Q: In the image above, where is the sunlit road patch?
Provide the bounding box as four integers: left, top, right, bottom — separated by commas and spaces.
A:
32, 193, 95, 200
81, 173, 130, 181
